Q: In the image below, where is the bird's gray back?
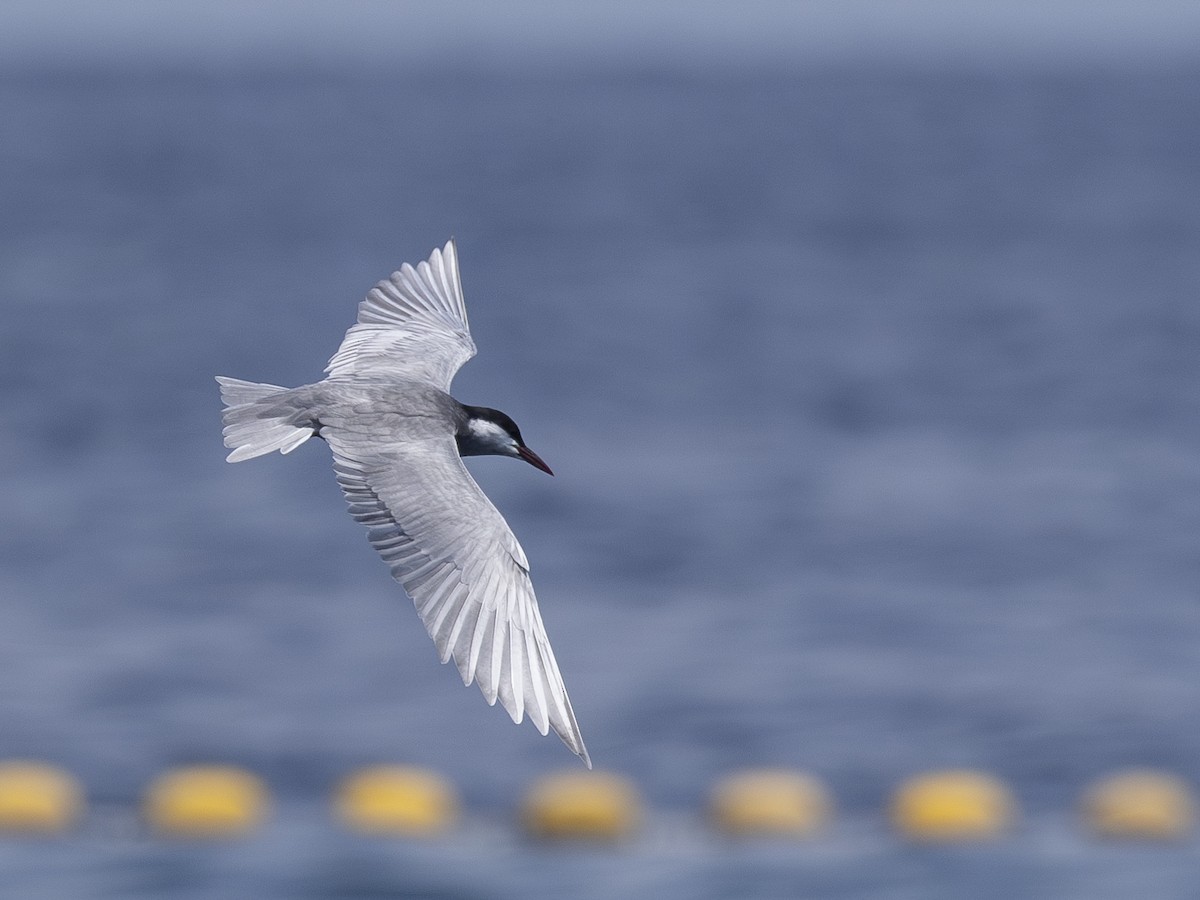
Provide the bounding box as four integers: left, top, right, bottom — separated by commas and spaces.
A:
294, 377, 468, 445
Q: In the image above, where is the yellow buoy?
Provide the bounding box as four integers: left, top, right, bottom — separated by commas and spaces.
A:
335, 766, 458, 836
522, 771, 641, 841
709, 769, 832, 837
0, 761, 84, 834
890, 770, 1016, 841
1082, 769, 1195, 840
142, 766, 268, 838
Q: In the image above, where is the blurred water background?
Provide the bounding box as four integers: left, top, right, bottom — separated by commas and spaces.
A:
2, 3, 1200, 897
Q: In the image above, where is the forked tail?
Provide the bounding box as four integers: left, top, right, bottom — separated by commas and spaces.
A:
216, 376, 315, 462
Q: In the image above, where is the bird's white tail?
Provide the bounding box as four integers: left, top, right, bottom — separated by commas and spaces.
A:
216, 377, 314, 462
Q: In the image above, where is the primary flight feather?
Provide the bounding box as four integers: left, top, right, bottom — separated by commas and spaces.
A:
216, 240, 590, 767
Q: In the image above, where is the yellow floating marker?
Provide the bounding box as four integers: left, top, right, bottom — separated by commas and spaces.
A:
890, 770, 1016, 841
335, 766, 458, 836
0, 761, 84, 834
709, 769, 833, 837
142, 766, 268, 838
1082, 769, 1195, 840
522, 771, 641, 841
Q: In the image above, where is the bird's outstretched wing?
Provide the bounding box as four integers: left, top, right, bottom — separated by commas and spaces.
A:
325, 240, 477, 391
325, 432, 590, 767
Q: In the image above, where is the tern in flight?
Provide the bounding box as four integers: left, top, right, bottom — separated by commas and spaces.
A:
217, 240, 589, 766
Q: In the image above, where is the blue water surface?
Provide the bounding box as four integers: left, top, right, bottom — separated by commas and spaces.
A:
1, 61, 1199, 897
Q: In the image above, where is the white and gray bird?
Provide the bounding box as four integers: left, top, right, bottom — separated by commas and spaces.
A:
216, 240, 590, 767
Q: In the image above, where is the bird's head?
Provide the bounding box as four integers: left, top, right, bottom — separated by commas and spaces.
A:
457, 406, 554, 475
